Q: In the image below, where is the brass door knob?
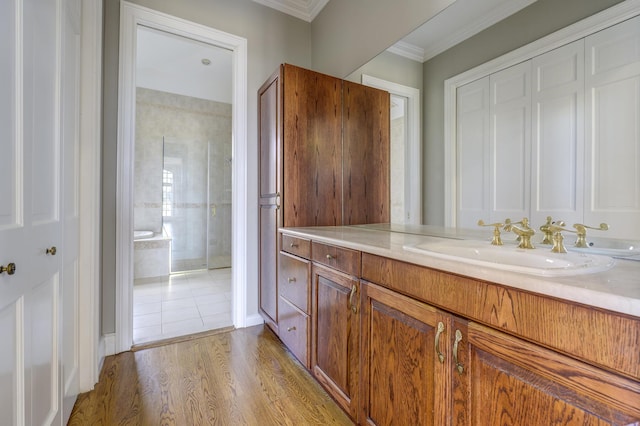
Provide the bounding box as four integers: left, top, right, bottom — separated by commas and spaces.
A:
46, 246, 57, 256
0, 263, 16, 275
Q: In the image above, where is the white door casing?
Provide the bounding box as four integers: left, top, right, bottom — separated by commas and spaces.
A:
117, 2, 249, 353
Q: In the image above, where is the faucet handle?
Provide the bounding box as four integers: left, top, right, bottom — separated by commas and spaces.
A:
539, 216, 565, 245
572, 223, 609, 247
477, 220, 503, 246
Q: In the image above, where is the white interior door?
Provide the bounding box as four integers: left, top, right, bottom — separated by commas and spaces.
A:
0, 0, 80, 424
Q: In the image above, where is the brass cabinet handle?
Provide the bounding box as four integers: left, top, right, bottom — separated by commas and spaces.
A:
287, 277, 296, 283
289, 242, 298, 248
287, 326, 296, 332
453, 329, 464, 374
275, 192, 281, 210
348, 284, 357, 313
0, 263, 16, 276
435, 322, 445, 363
326, 254, 335, 260
46, 246, 57, 256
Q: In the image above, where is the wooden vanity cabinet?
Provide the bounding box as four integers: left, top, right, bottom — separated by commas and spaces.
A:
311, 242, 362, 421
360, 282, 451, 426
361, 252, 640, 425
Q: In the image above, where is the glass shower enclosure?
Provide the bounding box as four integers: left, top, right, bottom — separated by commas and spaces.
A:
162, 137, 232, 272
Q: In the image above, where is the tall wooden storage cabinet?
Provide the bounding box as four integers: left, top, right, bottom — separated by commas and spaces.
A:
258, 63, 390, 334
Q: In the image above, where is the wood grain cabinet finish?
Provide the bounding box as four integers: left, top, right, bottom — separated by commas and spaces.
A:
281, 234, 310, 259
278, 296, 310, 367
311, 241, 360, 277
258, 63, 389, 334
312, 263, 360, 421
278, 252, 310, 314
360, 282, 451, 426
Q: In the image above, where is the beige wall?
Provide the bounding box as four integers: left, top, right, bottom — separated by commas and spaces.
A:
421, 0, 625, 226
101, 0, 312, 334
311, 0, 454, 78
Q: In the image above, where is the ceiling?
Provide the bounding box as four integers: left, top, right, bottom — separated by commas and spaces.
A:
254, 0, 537, 62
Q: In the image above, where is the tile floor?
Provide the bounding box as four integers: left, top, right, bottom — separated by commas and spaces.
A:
133, 267, 233, 345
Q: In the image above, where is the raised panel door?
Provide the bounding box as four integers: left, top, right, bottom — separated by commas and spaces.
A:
585, 15, 640, 239
453, 320, 640, 425
489, 61, 532, 224
311, 264, 359, 421
531, 39, 584, 228
258, 68, 282, 330
282, 64, 342, 227
343, 81, 390, 225
361, 282, 451, 426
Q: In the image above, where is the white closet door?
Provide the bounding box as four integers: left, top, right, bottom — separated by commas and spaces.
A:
456, 76, 490, 229
489, 61, 532, 224
585, 15, 640, 240
531, 39, 584, 228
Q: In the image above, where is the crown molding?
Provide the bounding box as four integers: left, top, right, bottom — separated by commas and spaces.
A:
253, 0, 329, 22
386, 41, 425, 62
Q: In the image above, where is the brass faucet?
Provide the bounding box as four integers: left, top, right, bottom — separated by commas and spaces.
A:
504, 217, 535, 249
477, 220, 504, 245
539, 216, 565, 245
572, 223, 609, 247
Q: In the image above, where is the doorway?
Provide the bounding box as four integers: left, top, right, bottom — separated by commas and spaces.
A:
117, 2, 248, 352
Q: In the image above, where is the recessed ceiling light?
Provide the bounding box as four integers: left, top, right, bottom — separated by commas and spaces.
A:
201, 58, 211, 65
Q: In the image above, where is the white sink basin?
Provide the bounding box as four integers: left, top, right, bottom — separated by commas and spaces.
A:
403, 239, 615, 277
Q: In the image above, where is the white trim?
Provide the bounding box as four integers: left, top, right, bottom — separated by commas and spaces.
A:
444, 0, 640, 227
101, 333, 116, 357
252, 0, 329, 22
386, 41, 425, 63
362, 74, 422, 224
78, 0, 102, 391
117, 2, 248, 353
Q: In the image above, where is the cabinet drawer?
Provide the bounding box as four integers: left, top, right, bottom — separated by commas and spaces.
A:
278, 252, 309, 313
281, 234, 311, 259
312, 241, 360, 276
278, 296, 309, 368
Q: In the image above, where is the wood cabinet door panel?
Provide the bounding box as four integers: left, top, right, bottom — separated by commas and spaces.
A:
361, 282, 450, 426
312, 264, 359, 420
343, 81, 390, 225
283, 64, 342, 227
455, 321, 640, 425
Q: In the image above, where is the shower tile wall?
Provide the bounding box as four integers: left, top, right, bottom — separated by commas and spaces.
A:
135, 88, 232, 271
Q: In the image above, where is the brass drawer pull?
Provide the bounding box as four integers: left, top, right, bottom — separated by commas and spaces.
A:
435, 322, 445, 363
287, 326, 296, 332
0, 263, 16, 276
287, 277, 296, 283
289, 242, 298, 248
46, 246, 57, 256
453, 329, 464, 374
349, 284, 357, 313
326, 254, 336, 260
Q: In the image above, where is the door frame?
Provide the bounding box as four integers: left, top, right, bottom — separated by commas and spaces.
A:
116, 2, 248, 353
362, 74, 421, 224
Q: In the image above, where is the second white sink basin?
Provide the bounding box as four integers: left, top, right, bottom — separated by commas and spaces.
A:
403, 239, 615, 277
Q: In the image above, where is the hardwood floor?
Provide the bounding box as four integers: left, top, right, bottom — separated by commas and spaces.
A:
69, 325, 353, 425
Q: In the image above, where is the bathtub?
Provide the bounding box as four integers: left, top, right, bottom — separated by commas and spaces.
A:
134, 230, 154, 240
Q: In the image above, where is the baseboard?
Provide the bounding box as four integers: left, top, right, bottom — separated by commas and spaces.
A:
101, 333, 117, 357
244, 314, 264, 328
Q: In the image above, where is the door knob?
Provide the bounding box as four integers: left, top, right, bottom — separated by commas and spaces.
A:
46, 246, 57, 256
0, 263, 16, 275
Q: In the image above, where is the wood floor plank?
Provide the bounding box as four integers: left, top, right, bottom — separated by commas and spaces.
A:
69, 325, 353, 425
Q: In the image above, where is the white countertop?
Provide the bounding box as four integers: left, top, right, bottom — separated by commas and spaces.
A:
281, 224, 640, 318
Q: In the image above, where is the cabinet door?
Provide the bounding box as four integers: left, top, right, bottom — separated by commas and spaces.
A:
311, 264, 359, 420
282, 64, 342, 227
258, 68, 282, 330
361, 282, 451, 426
343, 81, 390, 225
584, 15, 640, 239
453, 320, 640, 425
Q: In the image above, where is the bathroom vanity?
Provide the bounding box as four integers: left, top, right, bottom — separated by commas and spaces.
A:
277, 224, 640, 425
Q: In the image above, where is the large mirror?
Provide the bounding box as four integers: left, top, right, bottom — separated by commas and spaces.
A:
346, 0, 639, 240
